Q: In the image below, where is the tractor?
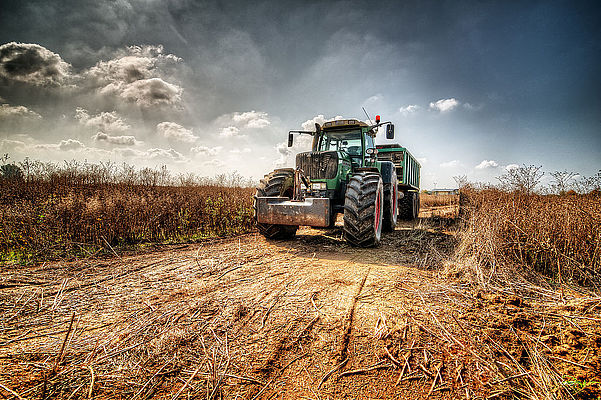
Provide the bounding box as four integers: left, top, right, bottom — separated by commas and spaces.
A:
254, 116, 420, 247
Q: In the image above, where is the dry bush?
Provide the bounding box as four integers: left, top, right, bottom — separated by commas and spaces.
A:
420, 193, 459, 208
0, 160, 256, 262
455, 187, 601, 290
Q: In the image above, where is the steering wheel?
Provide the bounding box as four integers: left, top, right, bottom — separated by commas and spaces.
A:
346, 146, 361, 156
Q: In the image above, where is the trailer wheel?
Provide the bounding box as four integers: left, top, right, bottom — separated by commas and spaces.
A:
414, 192, 421, 219
254, 169, 298, 239
399, 191, 417, 220
343, 172, 384, 247
382, 171, 398, 232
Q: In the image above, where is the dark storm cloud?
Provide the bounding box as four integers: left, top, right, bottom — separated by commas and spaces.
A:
0, 0, 599, 183
0, 42, 71, 86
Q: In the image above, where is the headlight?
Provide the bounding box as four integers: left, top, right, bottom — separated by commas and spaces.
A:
311, 182, 327, 190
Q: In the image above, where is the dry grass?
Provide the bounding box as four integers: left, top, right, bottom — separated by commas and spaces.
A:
420, 193, 459, 208
453, 187, 601, 291
428, 187, 601, 399
0, 160, 255, 263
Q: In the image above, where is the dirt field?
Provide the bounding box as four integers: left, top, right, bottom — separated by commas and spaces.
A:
1, 211, 600, 399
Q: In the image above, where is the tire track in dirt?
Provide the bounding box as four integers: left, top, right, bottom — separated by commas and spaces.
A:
337, 266, 371, 362
246, 292, 321, 399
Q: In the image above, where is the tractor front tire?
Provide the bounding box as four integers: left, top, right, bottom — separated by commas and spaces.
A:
382, 171, 398, 232
343, 172, 384, 247
254, 168, 298, 239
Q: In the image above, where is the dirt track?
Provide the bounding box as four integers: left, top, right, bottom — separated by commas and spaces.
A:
1, 216, 600, 399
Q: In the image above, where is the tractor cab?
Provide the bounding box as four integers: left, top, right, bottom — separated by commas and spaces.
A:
314, 120, 376, 168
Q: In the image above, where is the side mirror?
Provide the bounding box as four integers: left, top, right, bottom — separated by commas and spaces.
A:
288, 132, 293, 147
386, 124, 394, 139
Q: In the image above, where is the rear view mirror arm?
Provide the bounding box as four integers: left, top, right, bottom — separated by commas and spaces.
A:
288, 130, 315, 147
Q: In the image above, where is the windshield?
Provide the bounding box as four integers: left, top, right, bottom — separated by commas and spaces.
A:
318, 129, 362, 156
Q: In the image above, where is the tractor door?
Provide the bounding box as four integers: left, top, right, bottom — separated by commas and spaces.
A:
363, 130, 377, 168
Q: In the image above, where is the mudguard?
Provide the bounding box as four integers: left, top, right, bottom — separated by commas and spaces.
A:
379, 161, 395, 185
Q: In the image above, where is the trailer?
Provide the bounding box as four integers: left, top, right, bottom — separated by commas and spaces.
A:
376, 144, 421, 219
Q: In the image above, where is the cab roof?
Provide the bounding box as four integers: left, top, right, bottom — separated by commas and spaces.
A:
322, 119, 368, 130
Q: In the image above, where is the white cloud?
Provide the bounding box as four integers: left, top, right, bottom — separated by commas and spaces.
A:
505, 163, 520, 171
0, 42, 71, 86
75, 108, 129, 132
429, 98, 460, 113
417, 157, 427, 165
301, 114, 343, 131
364, 94, 382, 104
220, 126, 240, 137
440, 160, 460, 168
0, 139, 27, 152
475, 160, 499, 169
463, 103, 482, 111
88, 55, 153, 84
399, 105, 420, 115
103, 78, 183, 107
157, 121, 198, 143
0, 104, 42, 119
112, 147, 189, 163
85, 45, 181, 85
92, 132, 137, 146
147, 147, 187, 162
203, 159, 226, 168
34, 139, 86, 152
191, 145, 222, 156
86, 45, 183, 107
113, 148, 145, 158
231, 110, 271, 129
274, 141, 293, 166
60, 139, 85, 151
229, 147, 251, 154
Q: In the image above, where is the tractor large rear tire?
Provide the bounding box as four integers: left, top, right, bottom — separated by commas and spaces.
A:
254, 169, 298, 239
382, 171, 398, 232
343, 172, 384, 247
399, 191, 418, 220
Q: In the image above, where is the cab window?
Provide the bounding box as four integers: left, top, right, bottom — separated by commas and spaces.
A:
365, 133, 375, 150
318, 129, 362, 156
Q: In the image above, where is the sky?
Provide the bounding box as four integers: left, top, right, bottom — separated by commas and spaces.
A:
0, 0, 599, 188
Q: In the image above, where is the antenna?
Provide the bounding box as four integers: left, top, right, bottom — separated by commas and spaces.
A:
362, 107, 373, 125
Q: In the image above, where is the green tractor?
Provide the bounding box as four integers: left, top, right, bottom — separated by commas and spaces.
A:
254, 116, 420, 247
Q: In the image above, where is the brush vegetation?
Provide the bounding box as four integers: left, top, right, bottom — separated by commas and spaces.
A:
420, 193, 459, 208
453, 166, 601, 291
0, 158, 255, 263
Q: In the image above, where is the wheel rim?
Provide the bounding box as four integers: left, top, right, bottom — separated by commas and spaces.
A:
375, 186, 382, 233
392, 184, 398, 223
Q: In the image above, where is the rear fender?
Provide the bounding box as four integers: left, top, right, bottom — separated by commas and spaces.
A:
378, 161, 395, 185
